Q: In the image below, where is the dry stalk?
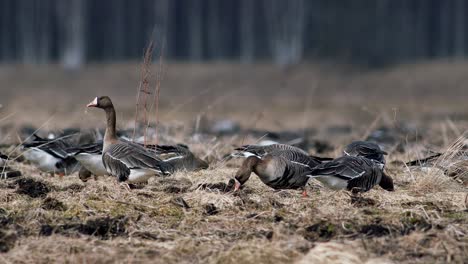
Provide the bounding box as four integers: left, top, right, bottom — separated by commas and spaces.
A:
148, 40, 165, 145
133, 40, 154, 144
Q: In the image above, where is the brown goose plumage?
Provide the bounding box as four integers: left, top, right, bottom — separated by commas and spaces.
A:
87, 96, 173, 183
234, 147, 327, 195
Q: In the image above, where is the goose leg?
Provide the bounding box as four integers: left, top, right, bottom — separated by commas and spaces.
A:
301, 189, 308, 198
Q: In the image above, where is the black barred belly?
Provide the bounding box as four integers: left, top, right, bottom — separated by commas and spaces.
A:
262, 170, 309, 190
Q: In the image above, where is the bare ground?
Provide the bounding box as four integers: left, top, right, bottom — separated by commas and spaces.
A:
0, 62, 467, 263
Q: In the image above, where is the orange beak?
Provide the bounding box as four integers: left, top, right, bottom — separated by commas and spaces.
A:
87, 97, 98, 107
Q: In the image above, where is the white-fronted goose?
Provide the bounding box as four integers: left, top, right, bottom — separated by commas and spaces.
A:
21, 134, 80, 175
87, 96, 173, 183
66, 141, 107, 177
234, 147, 328, 196
308, 156, 394, 193
68, 141, 208, 181
343, 141, 387, 168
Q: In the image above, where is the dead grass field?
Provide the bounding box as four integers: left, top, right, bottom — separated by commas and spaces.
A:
0, 62, 467, 263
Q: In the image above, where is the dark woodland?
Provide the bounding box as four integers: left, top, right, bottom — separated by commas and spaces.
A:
1, 0, 467, 67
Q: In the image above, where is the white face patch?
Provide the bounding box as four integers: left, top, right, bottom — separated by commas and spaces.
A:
87, 97, 98, 107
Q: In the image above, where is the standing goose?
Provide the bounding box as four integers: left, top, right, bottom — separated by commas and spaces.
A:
343, 141, 387, 168
87, 96, 173, 183
21, 134, 80, 175
234, 148, 327, 196
308, 156, 394, 193
68, 141, 208, 181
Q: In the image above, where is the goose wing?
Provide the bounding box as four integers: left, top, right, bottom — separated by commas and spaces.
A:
103, 143, 173, 181
234, 144, 308, 157
344, 141, 387, 164
309, 156, 367, 181
146, 144, 191, 161
66, 141, 103, 156
22, 134, 73, 159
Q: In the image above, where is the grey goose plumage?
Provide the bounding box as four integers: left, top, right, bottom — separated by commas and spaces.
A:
148, 144, 209, 171
343, 141, 387, 168
234, 143, 309, 157
21, 134, 80, 174
308, 156, 394, 192
234, 144, 329, 194
87, 96, 173, 183
67, 141, 208, 181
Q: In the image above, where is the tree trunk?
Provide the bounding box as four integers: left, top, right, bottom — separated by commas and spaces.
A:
57, 0, 85, 69
454, 0, 465, 58
264, 0, 306, 66
240, 0, 255, 63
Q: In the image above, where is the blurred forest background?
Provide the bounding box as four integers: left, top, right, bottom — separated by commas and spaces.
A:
1, 0, 468, 68
1, 0, 468, 131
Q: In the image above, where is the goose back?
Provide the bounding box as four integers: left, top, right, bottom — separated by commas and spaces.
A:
343, 141, 387, 165
234, 143, 308, 158
310, 156, 383, 192
102, 142, 174, 182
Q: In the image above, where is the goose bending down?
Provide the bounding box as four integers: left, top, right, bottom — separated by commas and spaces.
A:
233, 143, 332, 162
66, 142, 108, 177
21, 134, 80, 174
87, 96, 173, 183
234, 147, 328, 196
308, 156, 394, 193
343, 141, 387, 168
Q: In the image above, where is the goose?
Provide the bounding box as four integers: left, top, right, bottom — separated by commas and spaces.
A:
343, 141, 387, 168
86, 96, 173, 183
307, 156, 394, 193
233, 143, 332, 161
21, 134, 80, 175
66, 141, 107, 176
233, 146, 328, 196
67, 141, 208, 180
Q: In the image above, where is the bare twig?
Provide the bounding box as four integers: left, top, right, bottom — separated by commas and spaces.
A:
133, 40, 155, 143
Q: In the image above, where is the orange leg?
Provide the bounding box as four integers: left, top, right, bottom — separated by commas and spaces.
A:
301, 189, 308, 197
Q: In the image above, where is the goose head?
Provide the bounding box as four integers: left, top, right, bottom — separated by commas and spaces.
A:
87, 96, 114, 110
233, 156, 260, 191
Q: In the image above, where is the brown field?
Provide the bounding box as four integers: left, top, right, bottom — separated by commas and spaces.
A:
0, 61, 467, 263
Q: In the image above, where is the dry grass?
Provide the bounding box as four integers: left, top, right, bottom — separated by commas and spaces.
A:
0, 62, 467, 263
0, 130, 467, 263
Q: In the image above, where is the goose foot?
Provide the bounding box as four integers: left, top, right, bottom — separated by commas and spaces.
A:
301, 189, 308, 198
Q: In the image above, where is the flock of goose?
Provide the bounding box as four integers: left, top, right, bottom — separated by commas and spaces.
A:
2, 96, 397, 195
